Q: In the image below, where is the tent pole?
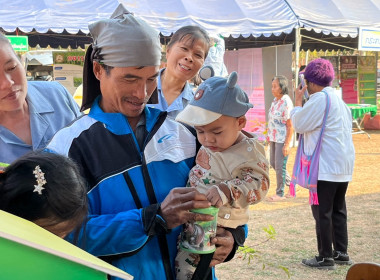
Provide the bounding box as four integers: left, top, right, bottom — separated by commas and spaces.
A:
292, 27, 301, 148
295, 27, 301, 94
301, 35, 356, 51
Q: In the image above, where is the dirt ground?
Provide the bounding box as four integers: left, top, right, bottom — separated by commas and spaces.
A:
215, 130, 380, 280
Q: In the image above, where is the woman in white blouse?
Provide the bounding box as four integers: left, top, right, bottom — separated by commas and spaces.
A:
291, 58, 355, 270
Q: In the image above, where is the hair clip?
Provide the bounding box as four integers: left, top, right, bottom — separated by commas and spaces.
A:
33, 165, 46, 195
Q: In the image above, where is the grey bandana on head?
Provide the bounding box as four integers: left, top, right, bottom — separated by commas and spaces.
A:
81, 4, 162, 111
89, 3, 161, 67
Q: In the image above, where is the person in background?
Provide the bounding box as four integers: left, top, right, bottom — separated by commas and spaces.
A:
0, 33, 81, 165
147, 25, 211, 119
267, 75, 293, 201
291, 58, 355, 270
295, 65, 307, 141
0, 151, 87, 238
203, 34, 228, 77
175, 72, 269, 280
47, 4, 242, 279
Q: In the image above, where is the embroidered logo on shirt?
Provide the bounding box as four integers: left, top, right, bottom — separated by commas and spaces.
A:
158, 134, 173, 143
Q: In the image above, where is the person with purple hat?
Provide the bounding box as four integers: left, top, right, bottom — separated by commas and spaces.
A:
175, 72, 269, 279
46, 4, 242, 279
291, 58, 355, 270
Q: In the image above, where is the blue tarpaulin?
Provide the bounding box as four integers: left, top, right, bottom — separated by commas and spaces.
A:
1, 0, 380, 38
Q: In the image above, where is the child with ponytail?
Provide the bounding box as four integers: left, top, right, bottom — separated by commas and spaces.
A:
0, 151, 88, 238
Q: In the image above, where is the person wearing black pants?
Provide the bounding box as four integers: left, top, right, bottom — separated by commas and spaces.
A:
290, 58, 355, 270
311, 181, 350, 263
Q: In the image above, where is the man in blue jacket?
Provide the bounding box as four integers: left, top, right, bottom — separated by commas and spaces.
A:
47, 4, 244, 280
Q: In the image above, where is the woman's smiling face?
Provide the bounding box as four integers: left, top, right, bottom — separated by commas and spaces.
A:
165, 36, 208, 82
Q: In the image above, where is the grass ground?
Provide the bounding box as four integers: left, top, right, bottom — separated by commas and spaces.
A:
215, 131, 380, 280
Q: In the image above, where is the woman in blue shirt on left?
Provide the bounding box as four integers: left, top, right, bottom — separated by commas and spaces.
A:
0, 34, 81, 165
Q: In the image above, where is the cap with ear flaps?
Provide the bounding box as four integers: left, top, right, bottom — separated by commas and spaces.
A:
175, 71, 253, 126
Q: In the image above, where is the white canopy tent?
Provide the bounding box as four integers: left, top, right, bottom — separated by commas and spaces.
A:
1, 0, 380, 37
1, 0, 380, 82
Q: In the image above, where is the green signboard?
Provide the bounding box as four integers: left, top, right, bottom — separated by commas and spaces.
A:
5, 35, 29, 51
358, 56, 377, 105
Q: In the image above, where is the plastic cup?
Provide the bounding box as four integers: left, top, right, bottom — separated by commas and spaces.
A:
179, 206, 219, 254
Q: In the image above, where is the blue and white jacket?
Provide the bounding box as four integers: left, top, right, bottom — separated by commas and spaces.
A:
47, 97, 197, 280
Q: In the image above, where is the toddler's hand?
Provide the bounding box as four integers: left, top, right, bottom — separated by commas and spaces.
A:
206, 186, 223, 208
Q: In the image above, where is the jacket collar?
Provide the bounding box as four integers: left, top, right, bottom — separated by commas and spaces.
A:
157, 68, 194, 101
89, 96, 162, 134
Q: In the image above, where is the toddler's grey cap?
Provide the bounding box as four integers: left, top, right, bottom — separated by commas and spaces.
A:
176, 71, 253, 126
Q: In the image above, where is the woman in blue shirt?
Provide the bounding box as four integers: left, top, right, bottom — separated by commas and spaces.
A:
0, 34, 81, 164
147, 26, 211, 118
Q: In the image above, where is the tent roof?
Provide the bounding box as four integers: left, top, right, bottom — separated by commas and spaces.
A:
2, 28, 360, 51
1, 0, 298, 37
1, 0, 379, 48
288, 0, 380, 37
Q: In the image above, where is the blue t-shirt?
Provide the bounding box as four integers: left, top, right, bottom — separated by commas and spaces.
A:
0, 81, 81, 164
146, 68, 194, 119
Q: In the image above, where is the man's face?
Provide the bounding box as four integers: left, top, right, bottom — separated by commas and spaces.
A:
94, 62, 159, 122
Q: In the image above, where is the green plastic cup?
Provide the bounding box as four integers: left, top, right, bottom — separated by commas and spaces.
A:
179, 206, 219, 254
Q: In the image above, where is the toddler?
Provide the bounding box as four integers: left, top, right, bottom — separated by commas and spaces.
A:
175, 71, 270, 279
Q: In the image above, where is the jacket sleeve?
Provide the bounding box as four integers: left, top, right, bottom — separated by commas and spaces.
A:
290, 91, 326, 134
223, 141, 270, 208
68, 204, 170, 257
67, 208, 148, 256
226, 165, 269, 208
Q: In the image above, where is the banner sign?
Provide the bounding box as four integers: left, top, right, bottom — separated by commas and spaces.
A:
340, 56, 358, 104
5, 35, 28, 51
53, 51, 85, 95
357, 56, 377, 105
321, 56, 339, 87
359, 27, 380, 51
